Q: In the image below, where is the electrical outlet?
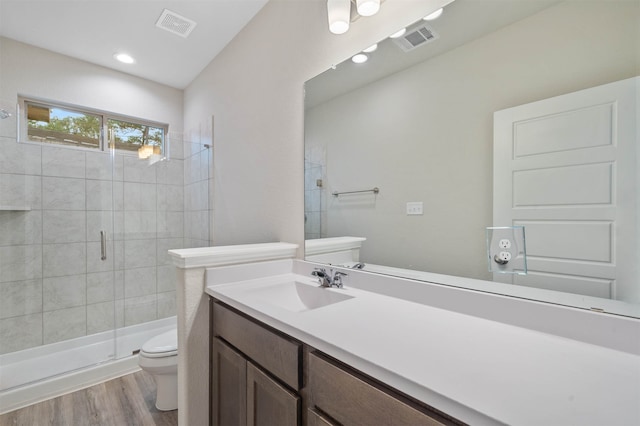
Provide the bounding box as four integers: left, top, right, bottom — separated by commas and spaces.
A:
498, 251, 511, 263
406, 202, 423, 215
499, 239, 511, 249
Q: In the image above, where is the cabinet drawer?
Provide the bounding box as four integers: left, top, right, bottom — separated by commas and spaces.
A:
309, 352, 452, 426
213, 302, 301, 390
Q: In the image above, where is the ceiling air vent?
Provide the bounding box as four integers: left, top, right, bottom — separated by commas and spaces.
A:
155, 9, 197, 38
393, 25, 439, 52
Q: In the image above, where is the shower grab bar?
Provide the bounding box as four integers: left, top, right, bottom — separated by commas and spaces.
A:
332, 187, 379, 197
100, 231, 107, 261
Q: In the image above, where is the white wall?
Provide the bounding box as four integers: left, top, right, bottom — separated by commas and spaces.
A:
183, 0, 452, 252
306, 0, 639, 280
0, 37, 183, 138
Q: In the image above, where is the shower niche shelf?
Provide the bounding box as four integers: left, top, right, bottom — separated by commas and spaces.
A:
0, 205, 31, 211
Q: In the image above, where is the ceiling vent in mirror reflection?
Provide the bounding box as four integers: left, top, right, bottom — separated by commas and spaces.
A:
155, 8, 197, 38
393, 25, 439, 52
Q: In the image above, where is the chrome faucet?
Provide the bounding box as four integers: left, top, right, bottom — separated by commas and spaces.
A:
311, 268, 347, 288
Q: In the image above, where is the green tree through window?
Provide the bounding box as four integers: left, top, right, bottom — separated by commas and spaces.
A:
23, 99, 166, 155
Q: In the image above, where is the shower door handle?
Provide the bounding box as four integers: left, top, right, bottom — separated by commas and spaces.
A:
100, 231, 107, 261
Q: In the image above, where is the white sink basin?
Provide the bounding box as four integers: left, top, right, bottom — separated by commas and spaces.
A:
252, 281, 354, 312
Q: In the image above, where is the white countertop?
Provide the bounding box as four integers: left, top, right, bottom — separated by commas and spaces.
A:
206, 272, 640, 426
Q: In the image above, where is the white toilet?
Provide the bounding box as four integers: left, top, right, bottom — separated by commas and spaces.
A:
138, 328, 178, 411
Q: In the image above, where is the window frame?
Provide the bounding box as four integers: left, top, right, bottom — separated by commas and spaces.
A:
18, 96, 169, 156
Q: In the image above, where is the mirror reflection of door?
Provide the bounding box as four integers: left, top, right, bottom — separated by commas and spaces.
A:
494, 77, 637, 300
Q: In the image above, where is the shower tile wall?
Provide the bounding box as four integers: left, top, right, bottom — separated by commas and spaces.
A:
0, 135, 207, 355
304, 144, 326, 240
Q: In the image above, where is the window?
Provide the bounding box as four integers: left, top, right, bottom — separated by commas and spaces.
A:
25, 102, 101, 149
21, 98, 167, 156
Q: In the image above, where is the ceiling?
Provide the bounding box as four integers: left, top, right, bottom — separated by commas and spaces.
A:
0, 0, 269, 89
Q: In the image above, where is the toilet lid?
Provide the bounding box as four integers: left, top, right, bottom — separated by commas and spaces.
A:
141, 329, 177, 357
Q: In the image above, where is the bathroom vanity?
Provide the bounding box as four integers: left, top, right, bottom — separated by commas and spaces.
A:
203, 257, 640, 426
210, 300, 456, 425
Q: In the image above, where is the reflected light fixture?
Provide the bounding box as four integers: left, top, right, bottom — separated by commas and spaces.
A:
114, 53, 135, 64
138, 145, 153, 159
423, 7, 443, 21
389, 28, 407, 39
352, 53, 368, 64
138, 145, 160, 159
362, 43, 378, 53
327, 0, 351, 34
356, 0, 380, 17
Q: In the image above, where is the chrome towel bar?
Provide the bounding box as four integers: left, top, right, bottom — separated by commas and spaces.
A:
332, 187, 379, 197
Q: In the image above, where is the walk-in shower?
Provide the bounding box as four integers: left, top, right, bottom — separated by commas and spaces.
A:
0, 101, 212, 412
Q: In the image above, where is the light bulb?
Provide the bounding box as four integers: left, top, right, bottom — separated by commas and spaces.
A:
356, 0, 380, 17
327, 0, 351, 34
114, 53, 135, 64
352, 53, 368, 64
362, 44, 378, 53
423, 8, 443, 21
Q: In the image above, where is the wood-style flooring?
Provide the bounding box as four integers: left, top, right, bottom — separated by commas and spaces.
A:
0, 370, 178, 426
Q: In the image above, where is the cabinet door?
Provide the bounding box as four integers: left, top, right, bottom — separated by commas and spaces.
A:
212, 338, 247, 426
247, 362, 300, 426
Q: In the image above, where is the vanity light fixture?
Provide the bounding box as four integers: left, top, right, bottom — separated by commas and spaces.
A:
423, 7, 444, 21
114, 53, 135, 64
356, 0, 380, 17
327, 0, 351, 34
352, 53, 368, 64
327, 0, 381, 35
389, 28, 407, 39
362, 43, 378, 53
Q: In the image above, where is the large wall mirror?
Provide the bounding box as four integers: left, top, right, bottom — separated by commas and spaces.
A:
304, 0, 639, 317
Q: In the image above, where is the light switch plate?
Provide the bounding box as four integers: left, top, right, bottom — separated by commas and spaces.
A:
406, 202, 423, 215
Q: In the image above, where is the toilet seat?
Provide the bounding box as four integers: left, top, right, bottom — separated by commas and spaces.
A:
140, 329, 177, 358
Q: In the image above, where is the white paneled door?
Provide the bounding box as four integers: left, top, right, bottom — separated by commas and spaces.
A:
493, 77, 638, 301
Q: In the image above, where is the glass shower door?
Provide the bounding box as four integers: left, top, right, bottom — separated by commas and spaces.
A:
0, 100, 117, 399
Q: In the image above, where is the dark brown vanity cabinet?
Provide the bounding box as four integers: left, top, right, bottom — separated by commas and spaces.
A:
211, 301, 302, 426
210, 299, 463, 426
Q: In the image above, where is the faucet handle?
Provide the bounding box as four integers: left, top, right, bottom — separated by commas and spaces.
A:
332, 271, 347, 288
312, 268, 331, 286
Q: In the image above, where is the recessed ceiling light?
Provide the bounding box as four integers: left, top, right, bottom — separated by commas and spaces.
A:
114, 53, 135, 64
423, 8, 443, 21
389, 28, 406, 39
352, 53, 368, 64
362, 44, 378, 53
